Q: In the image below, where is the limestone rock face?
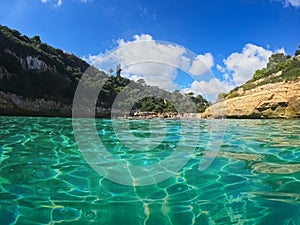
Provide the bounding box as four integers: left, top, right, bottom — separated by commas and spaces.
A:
201, 79, 300, 119
20, 56, 55, 72
0, 91, 72, 117
0, 91, 112, 118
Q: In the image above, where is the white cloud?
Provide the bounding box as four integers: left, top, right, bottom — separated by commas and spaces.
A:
193, 43, 286, 100
40, 0, 62, 7
87, 39, 286, 101
123, 61, 178, 90
88, 34, 214, 91
137, 3, 157, 22
40, 0, 91, 7
287, 0, 300, 7
277, 0, 300, 7
222, 43, 274, 86
189, 53, 214, 76
216, 64, 226, 73
183, 78, 235, 101
182, 43, 286, 101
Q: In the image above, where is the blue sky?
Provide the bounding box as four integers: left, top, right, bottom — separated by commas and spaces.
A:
0, 0, 300, 100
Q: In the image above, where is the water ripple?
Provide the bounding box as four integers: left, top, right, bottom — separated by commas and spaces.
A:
0, 116, 299, 224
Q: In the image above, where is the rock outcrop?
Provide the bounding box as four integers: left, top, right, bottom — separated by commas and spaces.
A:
201, 79, 300, 119
0, 91, 72, 117
20, 55, 55, 72
0, 91, 113, 117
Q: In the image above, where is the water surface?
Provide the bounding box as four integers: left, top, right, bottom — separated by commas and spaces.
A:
0, 116, 299, 224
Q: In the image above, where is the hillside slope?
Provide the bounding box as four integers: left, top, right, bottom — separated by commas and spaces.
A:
201, 79, 300, 118
0, 25, 209, 117
202, 53, 300, 119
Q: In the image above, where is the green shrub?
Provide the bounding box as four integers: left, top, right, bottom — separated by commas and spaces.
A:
242, 82, 257, 91
282, 68, 300, 80
0, 52, 22, 73
227, 92, 240, 99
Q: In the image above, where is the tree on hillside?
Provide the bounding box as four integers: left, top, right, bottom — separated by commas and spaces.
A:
109, 68, 114, 75
137, 78, 146, 85
267, 53, 288, 69
295, 45, 300, 56
116, 63, 122, 78
217, 92, 227, 102
30, 36, 41, 46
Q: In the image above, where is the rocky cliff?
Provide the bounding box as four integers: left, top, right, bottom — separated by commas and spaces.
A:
0, 25, 91, 116
201, 78, 300, 119
0, 91, 72, 117
0, 25, 208, 117
201, 51, 300, 119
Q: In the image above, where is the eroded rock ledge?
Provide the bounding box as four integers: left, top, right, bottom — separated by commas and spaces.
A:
201, 79, 300, 119
0, 91, 72, 117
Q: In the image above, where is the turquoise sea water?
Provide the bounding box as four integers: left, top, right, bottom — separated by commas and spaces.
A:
0, 116, 299, 225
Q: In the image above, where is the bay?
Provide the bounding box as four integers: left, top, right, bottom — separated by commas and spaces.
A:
0, 116, 299, 225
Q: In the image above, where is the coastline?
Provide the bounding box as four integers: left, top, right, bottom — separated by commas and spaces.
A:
201, 79, 300, 119
1, 78, 300, 119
